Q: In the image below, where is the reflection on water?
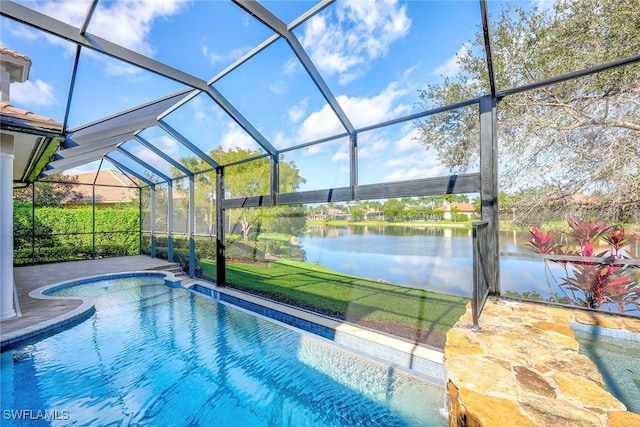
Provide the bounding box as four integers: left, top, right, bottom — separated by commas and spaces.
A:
2, 278, 446, 426
299, 226, 639, 305
306, 224, 472, 239
298, 226, 519, 296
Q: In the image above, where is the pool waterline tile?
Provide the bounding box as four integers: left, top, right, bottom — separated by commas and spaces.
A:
188, 280, 445, 384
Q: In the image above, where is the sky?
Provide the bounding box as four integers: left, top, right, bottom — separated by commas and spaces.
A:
1, 0, 546, 192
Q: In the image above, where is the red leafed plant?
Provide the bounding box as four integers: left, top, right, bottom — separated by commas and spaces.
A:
528, 226, 563, 254
602, 227, 627, 257
528, 220, 639, 313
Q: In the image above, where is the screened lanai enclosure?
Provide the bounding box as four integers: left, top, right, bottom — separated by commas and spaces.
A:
3, 0, 640, 337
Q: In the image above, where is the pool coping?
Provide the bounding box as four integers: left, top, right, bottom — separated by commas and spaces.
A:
445, 299, 640, 426
0, 271, 180, 350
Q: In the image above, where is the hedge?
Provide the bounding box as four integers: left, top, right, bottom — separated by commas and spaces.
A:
13, 244, 133, 266
14, 204, 140, 265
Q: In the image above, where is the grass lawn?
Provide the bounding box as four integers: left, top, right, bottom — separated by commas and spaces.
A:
200, 258, 469, 348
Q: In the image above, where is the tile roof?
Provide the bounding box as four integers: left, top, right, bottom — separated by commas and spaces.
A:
64, 170, 188, 204
0, 101, 62, 133
66, 170, 139, 204
435, 202, 476, 212
0, 47, 31, 63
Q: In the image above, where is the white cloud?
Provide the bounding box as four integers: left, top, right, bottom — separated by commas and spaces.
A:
11, 79, 56, 107
201, 43, 224, 65
33, 0, 187, 75
272, 132, 288, 149
433, 43, 469, 78
201, 42, 253, 67
4, 21, 41, 42
131, 136, 181, 174
295, 104, 345, 144
220, 122, 255, 151
358, 133, 387, 160
332, 145, 350, 161
305, 90, 414, 165
283, 57, 301, 75
288, 99, 308, 123
188, 95, 217, 123
358, 125, 446, 182
278, 80, 410, 150
300, 0, 411, 84
104, 62, 145, 79
91, 1, 186, 55
336, 82, 410, 128
382, 158, 446, 182
381, 128, 447, 181
34, 1, 91, 30
269, 80, 288, 96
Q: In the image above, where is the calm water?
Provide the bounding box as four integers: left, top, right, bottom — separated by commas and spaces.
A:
298, 225, 554, 298
298, 225, 640, 310
574, 330, 640, 413
1, 277, 446, 426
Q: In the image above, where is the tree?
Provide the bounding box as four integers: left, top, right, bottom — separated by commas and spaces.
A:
262, 206, 307, 236
182, 147, 306, 240
13, 173, 83, 207
174, 156, 216, 235
450, 206, 461, 222
416, 0, 640, 225
383, 199, 404, 222
350, 208, 365, 222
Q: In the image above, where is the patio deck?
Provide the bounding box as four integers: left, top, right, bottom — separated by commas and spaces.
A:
1, 255, 181, 347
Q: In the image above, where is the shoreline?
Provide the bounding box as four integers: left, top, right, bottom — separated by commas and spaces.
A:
307, 219, 471, 229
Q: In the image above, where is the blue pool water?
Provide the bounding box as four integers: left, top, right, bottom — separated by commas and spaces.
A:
574, 329, 640, 414
1, 277, 446, 426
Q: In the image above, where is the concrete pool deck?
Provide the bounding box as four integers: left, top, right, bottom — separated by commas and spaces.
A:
1, 256, 182, 345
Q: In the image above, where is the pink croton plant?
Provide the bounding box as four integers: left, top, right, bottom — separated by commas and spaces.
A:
528, 220, 639, 313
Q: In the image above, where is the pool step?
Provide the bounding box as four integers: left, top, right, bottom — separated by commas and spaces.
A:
145, 262, 186, 278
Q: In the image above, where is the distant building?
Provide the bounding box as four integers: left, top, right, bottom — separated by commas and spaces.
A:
63, 170, 139, 207
63, 169, 190, 208
308, 208, 349, 221
365, 210, 384, 221
436, 201, 477, 220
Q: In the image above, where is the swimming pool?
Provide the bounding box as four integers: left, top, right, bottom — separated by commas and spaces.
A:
573, 327, 640, 414
1, 275, 446, 426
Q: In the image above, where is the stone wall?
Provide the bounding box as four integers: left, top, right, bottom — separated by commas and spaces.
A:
444, 299, 640, 427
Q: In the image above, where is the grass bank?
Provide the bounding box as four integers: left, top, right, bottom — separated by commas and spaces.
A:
201, 258, 469, 348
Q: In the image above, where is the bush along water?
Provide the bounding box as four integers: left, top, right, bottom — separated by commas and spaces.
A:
528, 219, 639, 314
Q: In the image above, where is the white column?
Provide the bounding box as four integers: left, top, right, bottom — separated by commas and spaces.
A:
1, 134, 16, 320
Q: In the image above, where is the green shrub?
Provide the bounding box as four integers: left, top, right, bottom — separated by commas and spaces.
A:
195, 239, 217, 260
13, 204, 140, 265
225, 240, 266, 261
455, 214, 471, 222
